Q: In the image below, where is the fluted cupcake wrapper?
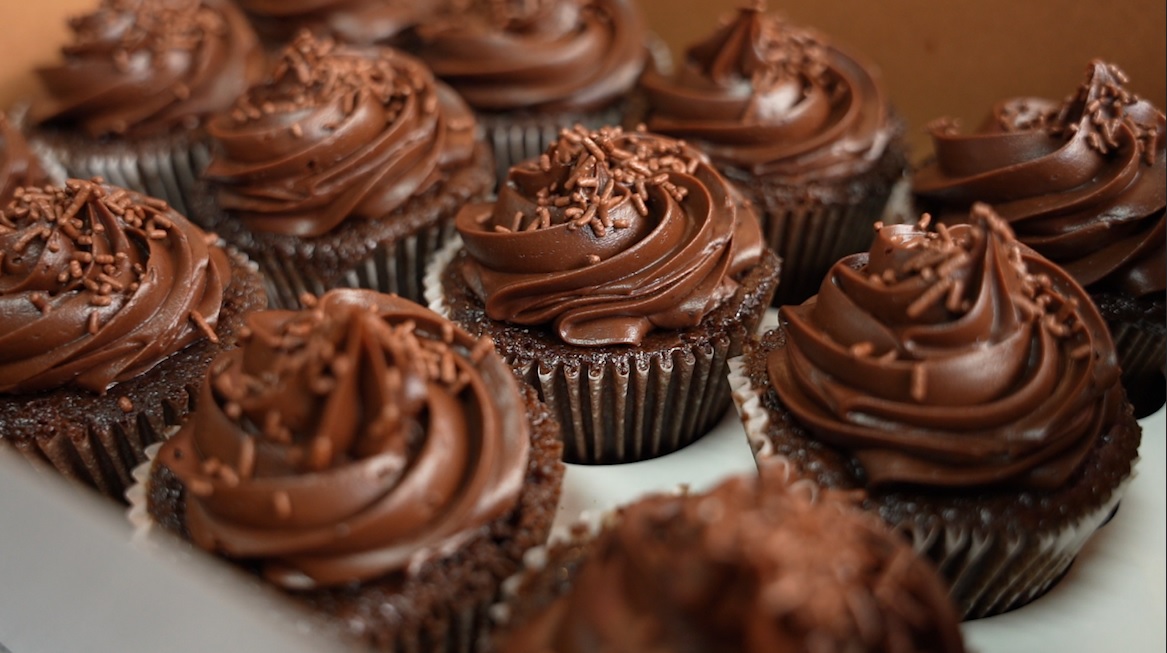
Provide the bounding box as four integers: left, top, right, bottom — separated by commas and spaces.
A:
727, 357, 1139, 620
478, 104, 626, 184
28, 127, 212, 220
256, 218, 457, 310
425, 238, 779, 464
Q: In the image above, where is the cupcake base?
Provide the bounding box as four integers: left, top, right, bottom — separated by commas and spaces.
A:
723, 123, 908, 307
196, 142, 495, 309
1093, 291, 1166, 419
0, 249, 265, 502
729, 326, 1143, 620
428, 241, 781, 464
135, 383, 565, 653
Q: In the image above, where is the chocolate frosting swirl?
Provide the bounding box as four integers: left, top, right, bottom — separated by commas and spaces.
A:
914, 60, 1166, 299
499, 465, 966, 653
157, 289, 531, 589
455, 125, 765, 346
31, 0, 265, 139
204, 32, 480, 238
236, 0, 425, 45
0, 115, 49, 207
768, 205, 1122, 490
0, 179, 231, 394
639, 4, 897, 179
413, 0, 648, 112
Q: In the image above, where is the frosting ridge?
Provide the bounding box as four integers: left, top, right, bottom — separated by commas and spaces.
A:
455, 125, 765, 346
0, 115, 49, 207
157, 289, 531, 589
205, 32, 480, 238
32, 0, 265, 139
0, 179, 231, 394
914, 60, 1166, 298
768, 205, 1122, 490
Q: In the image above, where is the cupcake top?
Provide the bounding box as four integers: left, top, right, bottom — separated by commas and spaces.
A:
235, 0, 426, 47
0, 179, 232, 395
0, 115, 50, 207
412, 0, 648, 113
913, 60, 1166, 299
768, 205, 1122, 491
31, 0, 265, 139
204, 31, 481, 238
454, 125, 765, 346
496, 463, 966, 653
154, 289, 532, 589
638, 2, 898, 180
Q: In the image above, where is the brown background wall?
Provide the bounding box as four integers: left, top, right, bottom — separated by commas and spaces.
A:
3, 0, 1164, 160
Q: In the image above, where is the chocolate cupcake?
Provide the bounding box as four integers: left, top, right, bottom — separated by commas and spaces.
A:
1, 113, 51, 205
128, 289, 565, 653
411, 0, 657, 180
491, 462, 967, 653
234, 0, 427, 52
635, 3, 908, 307
197, 32, 494, 309
427, 125, 780, 463
0, 179, 265, 500
729, 205, 1142, 619
25, 0, 266, 218
913, 60, 1166, 417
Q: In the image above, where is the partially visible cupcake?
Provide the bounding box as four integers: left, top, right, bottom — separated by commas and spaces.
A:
913, 60, 1166, 417
130, 289, 565, 652
25, 0, 266, 218
0, 178, 265, 500
730, 205, 1142, 619
636, 3, 908, 307
427, 125, 780, 463
411, 0, 656, 179
234, 0, 427, 52
198, 31, 495, 309
1, 114, 51, 205
491, 461, 967, 653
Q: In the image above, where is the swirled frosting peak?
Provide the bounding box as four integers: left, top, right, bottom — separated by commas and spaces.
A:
413, 0, 648, 112
32, 0, 264, 138
640, 2, 896, 178
455, 125, 764, 346
499, 465, 966, 653
0, 179, 231, 394
769, 204, 1122, 490
205, 31, 479, 237
157, 289, 531, 589
914, 60, 1166, 298
1, 115, 49, 207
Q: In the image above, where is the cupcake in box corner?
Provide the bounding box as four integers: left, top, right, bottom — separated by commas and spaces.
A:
913, 60, 1166, 417
25, 0, 266, 218
427, 125, 780, 463
197, 31, 495, 309
411, 0, 659, 180
635, 2, 908, 307
0, 178, 266, 501
491, 462, 967, 653
729, 205, 1142, 619
129, 289, 565, 653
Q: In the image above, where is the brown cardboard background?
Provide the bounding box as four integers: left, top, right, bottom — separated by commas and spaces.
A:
1, 0, 1164, 160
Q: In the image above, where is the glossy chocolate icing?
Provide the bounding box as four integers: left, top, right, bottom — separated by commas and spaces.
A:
0, 115, 49, 206
236, 0, 425, 46
639, 4, 897, 180
205, 32, 481, 238
31, 0, 265, 139
455, 125, 765, 347
156, 289, 531, 589
0, 179, 232, 394
413, 0, 648, 112
499, 465, 966, 653
768, 205, 1123, 490
914, 60, 1166, 299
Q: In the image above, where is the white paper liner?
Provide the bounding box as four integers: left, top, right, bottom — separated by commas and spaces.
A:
726, 353, 1138, 620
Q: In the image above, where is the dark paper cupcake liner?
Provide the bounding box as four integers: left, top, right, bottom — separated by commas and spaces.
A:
427, 239, 780, 464
28, 127, 211, 220
478, 104, 625, 183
